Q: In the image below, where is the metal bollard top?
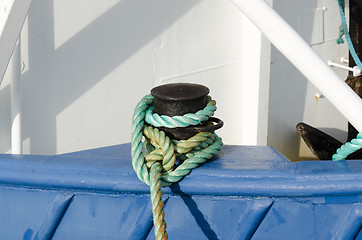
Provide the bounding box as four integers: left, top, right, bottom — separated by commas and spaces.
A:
150, 83, 223, 140
151, 83, 209, 116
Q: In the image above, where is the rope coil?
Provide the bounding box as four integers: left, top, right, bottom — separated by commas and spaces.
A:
131, 94, 222, 239
145, 96, 216, 128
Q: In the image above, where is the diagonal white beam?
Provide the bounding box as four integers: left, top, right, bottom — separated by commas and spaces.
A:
0, 0, 32, 85
231, 0, 362, 132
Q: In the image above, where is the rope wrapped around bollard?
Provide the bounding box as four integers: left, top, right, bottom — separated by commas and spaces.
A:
131, 83, 223, 239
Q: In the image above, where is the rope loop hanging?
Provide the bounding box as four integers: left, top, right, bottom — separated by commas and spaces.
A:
131, 84, 223, 239
336, 0, 362, 72
333, 0, 362, 160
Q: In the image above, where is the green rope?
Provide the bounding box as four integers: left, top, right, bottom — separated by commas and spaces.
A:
131, 94, 223, 239
150, 161, 168, 240
145, 96, 216, 128
336, 0, 345, 44
131, 95, 154, 184
332, 133, 362, 161
333, 0, 362, 160
336, 0, 362, 71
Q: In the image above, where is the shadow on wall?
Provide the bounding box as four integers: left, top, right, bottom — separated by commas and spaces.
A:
0, 0, 199, 154
0, 84, 10, 153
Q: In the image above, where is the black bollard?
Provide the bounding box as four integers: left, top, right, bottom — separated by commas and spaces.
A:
150, 83, 223, 140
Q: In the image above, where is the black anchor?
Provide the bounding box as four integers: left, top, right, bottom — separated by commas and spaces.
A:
297, 75, 362, 160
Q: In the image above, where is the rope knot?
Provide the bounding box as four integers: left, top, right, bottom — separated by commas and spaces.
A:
132, 94, 223, 186
143, 125, 176, 173
131, 92, 223, 240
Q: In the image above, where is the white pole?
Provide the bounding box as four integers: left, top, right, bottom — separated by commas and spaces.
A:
10, 38, 22, 154
0, 0, 32, 86
231, 0, 362, 132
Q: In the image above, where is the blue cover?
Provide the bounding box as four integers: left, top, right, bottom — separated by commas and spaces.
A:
0, 144, 361, 239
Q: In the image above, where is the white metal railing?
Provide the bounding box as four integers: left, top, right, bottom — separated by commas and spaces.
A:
9, 39, 22, 154
232, 0, 362, 133
0, 0, 32, 153
0, 0, 32, 85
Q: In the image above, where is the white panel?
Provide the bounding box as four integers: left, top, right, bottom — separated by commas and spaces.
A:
16, 0, 255, 154
240, 16, 271, 146
297, 8, 324, 45
0, 56, 11, 154
153, 0, 247, 145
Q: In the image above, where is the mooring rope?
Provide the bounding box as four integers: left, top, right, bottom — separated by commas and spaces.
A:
333, 0, 362, 160
131, 94, 222, 239
145, 96, 217, 128
336, 0, 362, 72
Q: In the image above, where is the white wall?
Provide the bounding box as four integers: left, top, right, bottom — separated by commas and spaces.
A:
1, 0, 348, 160
0, 0, 270, 154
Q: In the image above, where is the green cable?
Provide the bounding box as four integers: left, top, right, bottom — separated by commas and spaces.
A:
131, 94, 223, 239
336, 0, 362, 71
332, 133, 362, 161
333, 0, 362, 160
